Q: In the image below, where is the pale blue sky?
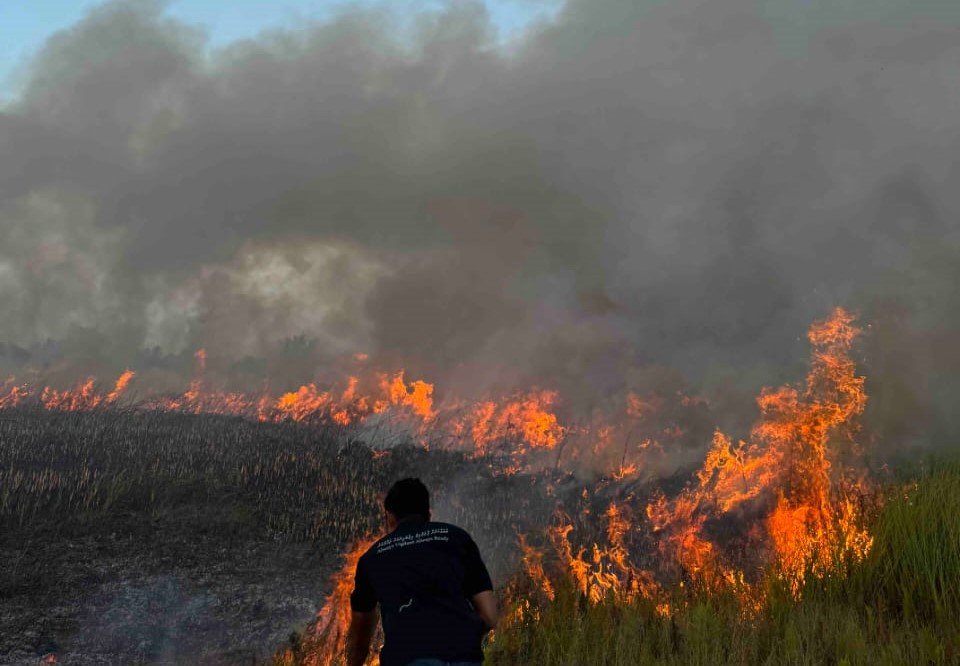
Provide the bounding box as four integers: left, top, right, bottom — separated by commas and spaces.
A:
0, 0, 561, 100
5, 0, 959, 102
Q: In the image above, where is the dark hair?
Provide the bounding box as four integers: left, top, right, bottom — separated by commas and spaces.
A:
384, 478, 430, 520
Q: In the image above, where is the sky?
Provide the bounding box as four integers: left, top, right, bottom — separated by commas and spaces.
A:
6, 0, 959, 101
0, 0, 561, 101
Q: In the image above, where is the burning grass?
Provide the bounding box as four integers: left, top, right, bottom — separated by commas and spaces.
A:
5, 307, 956, 664
0, 337, 713, 478
487, 459, 960, 665
273, 309, 938, 666
0, 408, 553, 663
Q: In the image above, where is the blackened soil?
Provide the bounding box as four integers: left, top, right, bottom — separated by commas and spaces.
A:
1, 516, 334, 665
0, 409, 560, 665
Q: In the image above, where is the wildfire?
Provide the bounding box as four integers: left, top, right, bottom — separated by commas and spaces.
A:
642, 308, 870, 591
0, 378, 27, 409
0, 366, 574, 464
0, 335, 711, 478
468, 391, 566, 457
508, 307, 875, 622
286, 534, 383, 666
1, 308, 878, 635
550, 502, 661, 605
0, 370, 137, 412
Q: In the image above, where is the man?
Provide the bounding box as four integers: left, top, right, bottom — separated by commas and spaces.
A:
346, 478, 498, 666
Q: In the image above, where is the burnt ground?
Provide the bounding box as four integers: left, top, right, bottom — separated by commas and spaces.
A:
2, 515, 333, 665
0, 408, 561, 665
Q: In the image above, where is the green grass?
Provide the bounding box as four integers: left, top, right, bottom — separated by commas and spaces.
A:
852, 460, 960, 628
487, 459, 960, 666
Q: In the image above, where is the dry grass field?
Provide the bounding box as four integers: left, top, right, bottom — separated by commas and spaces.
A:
0, 407, 556, 664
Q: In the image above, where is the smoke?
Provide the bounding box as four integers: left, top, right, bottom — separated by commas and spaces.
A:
2, 0, 960, 449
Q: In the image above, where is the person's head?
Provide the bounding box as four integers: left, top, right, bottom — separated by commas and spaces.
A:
383, 477, 430, 529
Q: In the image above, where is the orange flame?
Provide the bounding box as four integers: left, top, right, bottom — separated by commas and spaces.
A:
507, 307, 873, 618
648, 306, 871, 594
0, 309, 876, 622
298, 534, 382, 666
469, 391, 565, 456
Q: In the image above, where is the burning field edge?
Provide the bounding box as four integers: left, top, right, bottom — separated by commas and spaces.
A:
2, 309, 959, 665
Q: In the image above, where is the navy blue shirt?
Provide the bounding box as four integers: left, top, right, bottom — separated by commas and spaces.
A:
349, 518, 493, 666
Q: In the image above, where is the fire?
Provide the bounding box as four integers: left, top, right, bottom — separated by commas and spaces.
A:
0, 370, 139, 412
518, 533, 556, 602
1, 309, 877, 622
508, 500, 666, 623
275, 385, 334, 422
612, 463, 638, 481
507, 307, 874, 620
105, 370, 136, 403
144, 368, 439, 434
288, 534, 383, 666
0, 378, 27, 409
468, 391, 566, 457
0, 307, 884, 661
548, 503, 661, 604
379, 371, 435, 421
0, 360, 581, 467
643, 307, 871, 594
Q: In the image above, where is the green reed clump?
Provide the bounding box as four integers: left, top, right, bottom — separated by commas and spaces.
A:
851, 459, 960, 628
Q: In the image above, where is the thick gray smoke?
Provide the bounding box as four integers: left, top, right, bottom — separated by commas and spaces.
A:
2, 0, 960, 450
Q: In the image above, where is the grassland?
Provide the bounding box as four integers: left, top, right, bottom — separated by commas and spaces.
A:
4, 404, 958, 665
486, 459, 960, 665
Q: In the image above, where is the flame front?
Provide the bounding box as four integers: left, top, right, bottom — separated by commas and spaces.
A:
281, 534, 382, 666
510, 307, 874, 619
1, 308, 878, 640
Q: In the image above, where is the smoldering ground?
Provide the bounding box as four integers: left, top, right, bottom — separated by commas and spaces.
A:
0, 407, 562, 664
2, 0, 960, 452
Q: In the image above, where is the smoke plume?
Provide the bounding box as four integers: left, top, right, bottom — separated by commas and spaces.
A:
2, 0, 960, 451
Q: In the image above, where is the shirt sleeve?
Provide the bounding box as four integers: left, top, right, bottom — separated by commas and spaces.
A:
350, 557, 377, 612
461, 532, 494, 597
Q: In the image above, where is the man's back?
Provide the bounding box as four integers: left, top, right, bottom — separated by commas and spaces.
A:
350, 518, 492, 665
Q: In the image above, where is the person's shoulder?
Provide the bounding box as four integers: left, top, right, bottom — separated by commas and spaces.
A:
357, 547, 373, 566
360, 533, 392, 560
429, 521, 474, 541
